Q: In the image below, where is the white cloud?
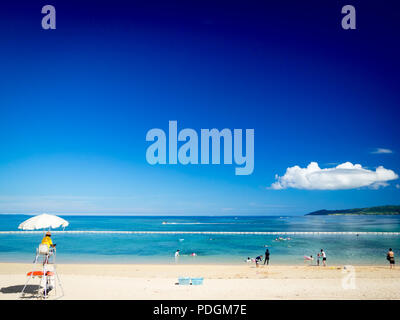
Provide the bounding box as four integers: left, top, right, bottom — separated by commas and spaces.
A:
270, 162, 398, 190
371, 148, 393, 154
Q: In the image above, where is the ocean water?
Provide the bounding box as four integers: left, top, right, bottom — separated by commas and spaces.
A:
0, 215, 399, 265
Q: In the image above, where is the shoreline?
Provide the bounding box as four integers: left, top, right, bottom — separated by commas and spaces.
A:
0, 258, 394, 267
0, 261, 394, 266
1, 263, 399, 300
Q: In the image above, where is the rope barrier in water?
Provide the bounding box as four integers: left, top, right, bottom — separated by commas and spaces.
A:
0, 231, 399, 235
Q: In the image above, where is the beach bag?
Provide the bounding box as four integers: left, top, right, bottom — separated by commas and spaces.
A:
191, 278, 204, 285
178, 277, 190, 285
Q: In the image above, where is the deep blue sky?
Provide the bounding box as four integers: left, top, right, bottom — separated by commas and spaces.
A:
0, 0, 399, 215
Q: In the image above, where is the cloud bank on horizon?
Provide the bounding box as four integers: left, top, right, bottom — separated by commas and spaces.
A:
270, 162, 399, 190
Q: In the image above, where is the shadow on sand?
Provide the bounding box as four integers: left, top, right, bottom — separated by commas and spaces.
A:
1, 284, 40, 295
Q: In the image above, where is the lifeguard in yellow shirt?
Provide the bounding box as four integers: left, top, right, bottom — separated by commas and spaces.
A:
41, 231, 56, 249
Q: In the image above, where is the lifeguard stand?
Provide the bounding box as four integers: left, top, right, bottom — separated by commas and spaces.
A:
20, 244, 64, 299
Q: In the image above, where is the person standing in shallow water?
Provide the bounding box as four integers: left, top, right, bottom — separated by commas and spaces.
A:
264, 249, 270, 265
387, 248, 395, 269
321, 249, 327, 266
174, 249, 180, 263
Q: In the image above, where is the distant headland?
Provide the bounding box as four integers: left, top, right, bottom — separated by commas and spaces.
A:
306, 205, 400, 216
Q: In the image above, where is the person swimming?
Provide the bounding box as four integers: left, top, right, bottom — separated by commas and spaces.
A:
304, 255, 313, 265
274, 236, 291, 241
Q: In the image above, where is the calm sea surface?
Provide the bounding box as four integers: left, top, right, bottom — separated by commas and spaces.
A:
0, 215, 399, 265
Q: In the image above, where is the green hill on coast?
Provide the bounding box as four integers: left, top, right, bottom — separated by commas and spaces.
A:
306, 205, 400, 216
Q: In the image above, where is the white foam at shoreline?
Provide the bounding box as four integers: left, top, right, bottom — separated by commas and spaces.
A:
0, 231, 399, 235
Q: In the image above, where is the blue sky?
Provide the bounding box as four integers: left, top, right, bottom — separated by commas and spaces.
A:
0, 0, 399, 215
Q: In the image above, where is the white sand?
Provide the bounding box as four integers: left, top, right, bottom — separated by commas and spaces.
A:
0, 263, 399, 300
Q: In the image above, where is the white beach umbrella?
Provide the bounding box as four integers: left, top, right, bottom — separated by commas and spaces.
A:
18, 213, 69, 231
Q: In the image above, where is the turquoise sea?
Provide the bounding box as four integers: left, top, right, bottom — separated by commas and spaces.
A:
0, 215, 399, 265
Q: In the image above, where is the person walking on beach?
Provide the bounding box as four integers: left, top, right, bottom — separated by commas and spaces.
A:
321, 249, 327, 266
264, 249, 270, 265
387, 248, 395, 269
316, 253, 320, 266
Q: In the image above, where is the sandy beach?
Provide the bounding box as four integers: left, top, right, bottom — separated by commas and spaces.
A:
0, 263, 399, 300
